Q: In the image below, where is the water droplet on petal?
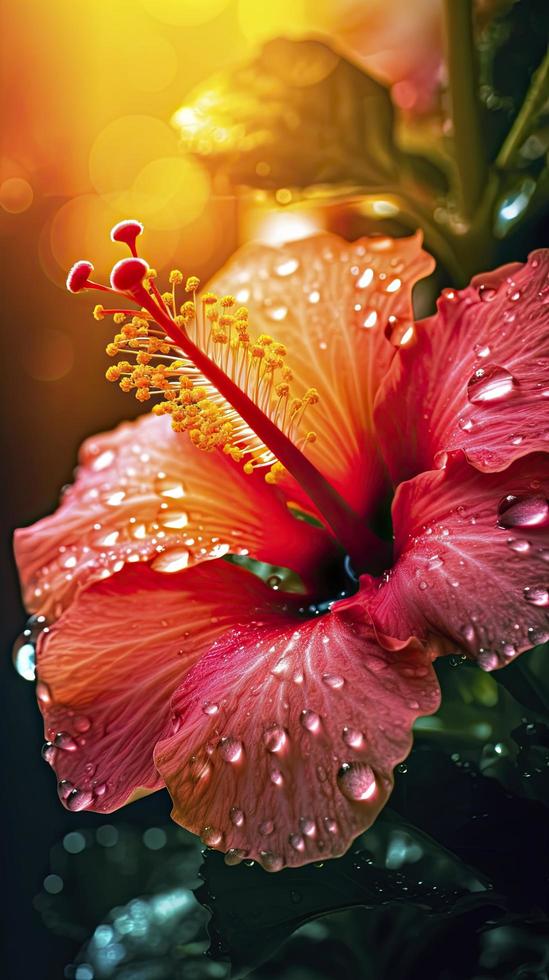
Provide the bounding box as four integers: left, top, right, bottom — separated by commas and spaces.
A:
203, 702, 219, 716
201, 826, 223, 847
507, 538, 530, 553
12, 638, 36, 681
156, 478, 185, 499
289, 833, 305, 852
276, 258, 299, 277
151, 548, 190, 573
300, 709, 321, 733
322, 673, 344, 689
263, 725, 287, 753
362, 310, 377, 329
161, 511, 188, 530
478, 286, 497, 302
498, 494, 549, 528
219, 737, 243, 763
74, 715, 91, 733
259, 820, 274, 836
342, 727, 364, 748
357, 267, 374, 289
66, 788, 94, 811
260, 850, 283, 872
299, 817, 316, 836
41, 742, 57, 765
467, 365, 517, 403
308, 289, 320, 304
36, 680, 52, 704
225, 848, 246, 866
524, 586, 549, 606
270, 768, 283, 786
337, 762, 376, 801
106, 491, 125, 506
54, 731, 78, 752
230, 806, 245, 827
266, 304, 288, 321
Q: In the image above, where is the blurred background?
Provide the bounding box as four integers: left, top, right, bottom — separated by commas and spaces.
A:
1, 1, 548, 977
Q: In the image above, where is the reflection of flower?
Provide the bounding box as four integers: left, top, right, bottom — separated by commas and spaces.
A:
15, 223, 549, 872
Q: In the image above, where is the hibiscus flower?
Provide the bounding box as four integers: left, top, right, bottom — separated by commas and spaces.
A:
15, 221, 548, 871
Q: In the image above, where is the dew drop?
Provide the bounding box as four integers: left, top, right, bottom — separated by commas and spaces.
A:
73, 715, 91, 733
259, 820, 274, 836
507, 538, 530, 553
260, 850, 283, 872
342, 727, 364, 748
66, 788, 94, 811
36, 680, 52, 704
308, 289, 320, 304
467, 365, 517, 404
203, 702, 219, 716
299, 817, 316, 836
151, 548, 190, 573
498, 494, 549, 528
322, 673, 344, 689
337, 762, 376, 801
92, 450, 115, 471
523, 586, 549, 606
357, 267, 374, 289
201, 826, 223, 847
156, 478, 185, 499
41, 742, 57, 765
385, 315, 414, 347
385, 277, 402, 293
267, 304, 288, 321
230, 806, 245, 827
289, 833, 305, 851
263, 725, 287, 753
54, 731, 78, 752
225, 848, 246, 866
362, 310, 378, 329
300, 709, 321, 733
106, 491, 125, 506
324, 817, 338, 834
161, 511, 188, 530
12, 638, 36, 681
276, 258, 299, 277
219, 737, 243, 763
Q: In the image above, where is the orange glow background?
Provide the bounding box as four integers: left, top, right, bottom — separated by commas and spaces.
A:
1, 0, 440, 538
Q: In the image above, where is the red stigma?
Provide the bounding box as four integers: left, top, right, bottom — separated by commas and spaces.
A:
110, 220, 144, 256
66, 261, 94, 293
110, 257, 149, 293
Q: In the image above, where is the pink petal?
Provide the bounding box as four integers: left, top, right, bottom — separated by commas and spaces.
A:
14, 413, 333, 619
154, 601, 439, 870
365, 452, 549, 670
209, 232, 434, 518
375, 250, 549, 482
36, 560, 289, 813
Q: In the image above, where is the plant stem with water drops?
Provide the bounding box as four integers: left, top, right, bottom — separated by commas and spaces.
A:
443, 0, 488, 222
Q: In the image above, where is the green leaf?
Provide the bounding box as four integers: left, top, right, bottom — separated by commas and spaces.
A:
172, 37, 443, 196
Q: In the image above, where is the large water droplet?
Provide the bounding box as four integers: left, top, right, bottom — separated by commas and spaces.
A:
106, 491, 126, 506
225, 848, 246, 866
201, 826, 223, 847
259, 820, 274, 836
289, 833, 305, 852
507, 538, 530, 553
260, 850, 283, 872
151, 548, 190, 573
263, 725, 287, 753
498, 494, 549, 528
230, 806, 245, 827
385, 316, 414, 347
322, 673, 344, 689
523, 586, 549, 606
299, 817, 316, 836
161, 511, 188, 530
275, 258, 299, 277
337, 762, 376, 801
156, 478, 185, 499
300, 709, 321, 733
54, 731, 78, 752
467, 365, 517, 403
219, 737, 243, 763
66, 788, 94, 811
12, 638, 36, 681
357, 267, 374, 289
342, 727, 364, 748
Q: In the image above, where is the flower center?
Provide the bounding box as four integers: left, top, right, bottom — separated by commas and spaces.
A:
66, 220, 390, 574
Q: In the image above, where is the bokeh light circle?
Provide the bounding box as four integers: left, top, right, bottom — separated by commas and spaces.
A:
0, 177, 33, 213
23, 328, 74, 382
130, 155, 210, 230
89, 115, 178, 197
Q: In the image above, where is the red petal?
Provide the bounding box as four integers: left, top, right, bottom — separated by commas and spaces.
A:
36, 560, 287, 813
209, 232, 434, 518
14, 413, 333, 618
375, 251, 549, 482
154, 601, 439, 869
365, 452, 549, 669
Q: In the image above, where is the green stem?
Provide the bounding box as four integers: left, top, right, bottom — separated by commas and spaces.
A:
443, 0, 488, 220
496, 47, 549, 170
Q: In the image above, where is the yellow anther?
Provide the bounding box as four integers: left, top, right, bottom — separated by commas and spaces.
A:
106, 343, 119, 357
289, 398, 303, 416
174, 315, 186, 328
220, 295, 235, 308
273, 343, 287, 357
185, 276, 200, 292
180, 301, 195, 318
146, 268, 157, 279
305, 431, 317, 443
93, 304, 105, 321
113, 312, 126, 325
169, 270, 183, 285
251, 345, 265, 358
201, 292, 217, 305
235, 307, 248, 319
243, 461, 254, 475
136, 388, 151, 402
105, 366, 120, 382
257, 334, 273, 347
119, 378, 132, 392
136, 351, 151, 365
161, 292, 172, 304
275, 382, 289, 397
304, 388, 319, 405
